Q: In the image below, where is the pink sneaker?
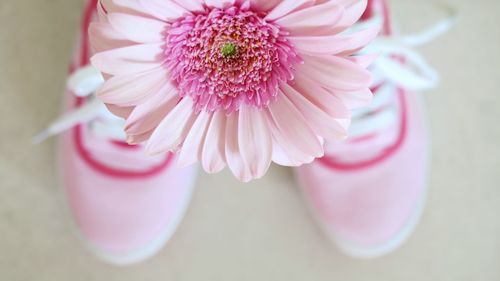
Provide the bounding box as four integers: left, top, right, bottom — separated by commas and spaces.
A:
295, 0, 454, 258
36, 0, 197, 265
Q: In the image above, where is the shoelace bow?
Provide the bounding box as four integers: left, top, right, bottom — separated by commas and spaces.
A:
349, 4, 456, 138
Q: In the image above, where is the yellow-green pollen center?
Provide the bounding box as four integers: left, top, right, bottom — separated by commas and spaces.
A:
221, 43, 238, 58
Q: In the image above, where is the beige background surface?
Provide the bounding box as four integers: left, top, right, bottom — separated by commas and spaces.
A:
1, 0, 499, 280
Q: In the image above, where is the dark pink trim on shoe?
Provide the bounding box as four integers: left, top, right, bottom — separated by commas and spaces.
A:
318, 89, 408, 171
317, 0, 402, 171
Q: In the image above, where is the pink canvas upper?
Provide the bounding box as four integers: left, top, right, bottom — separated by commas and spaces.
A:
61, 132, 196, 254
296, 89, 428, 246
59, 0, 196, 257
295, 0, 430, 248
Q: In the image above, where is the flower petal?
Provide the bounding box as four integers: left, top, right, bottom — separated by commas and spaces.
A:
91, 43, 165, 75
178, 111, 212, 167
332, 0, 368, 32
280, 84, 348, 140
89, 22, 133, 52
146, 98, 196, 155
333, 88, 374, 109
107, 13, 166, 43
299, 54, 372, 91
238, 105, 272, 180
139, 0, 189, 21
174, 0, 205, 11
247, 0, 281, 12
267, 95, 323, 165
101, 0, 151, 16
124, 83, 179, 135
347, 53, 380, 68
105, 104, 134, 119
289, 26, 379, 55
265, 0, 314, 21
275, 1, 343, 35
127, 130, 154, 145
97, 67, 169, 106
291, 74, 351, 119
204, 0, 235, 9
202, 111, 227, 173
225, 113, 252, 182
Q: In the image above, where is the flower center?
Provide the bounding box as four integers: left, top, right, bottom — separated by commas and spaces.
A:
221, 43, 238, 58
163, 5, 300, 114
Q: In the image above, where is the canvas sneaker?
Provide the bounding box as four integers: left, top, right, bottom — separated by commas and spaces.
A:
35, 0, 198, 265
294, 0, 455, 258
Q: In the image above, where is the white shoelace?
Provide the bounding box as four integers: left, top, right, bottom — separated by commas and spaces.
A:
33, 65, 125, 144
34, 3, 456, 144
349, 3, 457, 138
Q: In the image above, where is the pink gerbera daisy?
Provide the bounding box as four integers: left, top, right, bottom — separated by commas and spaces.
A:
90, 0, 379, 182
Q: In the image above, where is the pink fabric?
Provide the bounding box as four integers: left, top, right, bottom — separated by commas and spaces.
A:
59, 0, 197, 256
295, 0, 430, 247
61, 130, 195, 253
323, 90, 400, 166
296, 89, 429, 246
